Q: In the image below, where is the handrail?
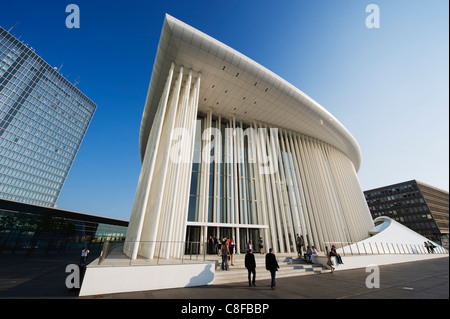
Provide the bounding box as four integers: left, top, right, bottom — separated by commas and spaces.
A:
322, 241, 449, 256
98, 240, 125, 265
100, 240, 448, 266
118, 240, 221, 265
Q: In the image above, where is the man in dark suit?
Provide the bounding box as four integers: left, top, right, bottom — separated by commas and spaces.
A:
245, 249, 256, 287
265, 248, 279, 289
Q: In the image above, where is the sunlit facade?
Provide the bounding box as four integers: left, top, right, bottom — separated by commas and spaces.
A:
0, 26, 96, 207
124, 15, 374, 260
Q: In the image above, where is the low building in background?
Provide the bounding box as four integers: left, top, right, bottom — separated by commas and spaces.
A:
364, 180, 449, 248
0, 198, 128, 255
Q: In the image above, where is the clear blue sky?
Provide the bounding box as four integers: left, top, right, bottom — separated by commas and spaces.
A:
1, 0, 448, 221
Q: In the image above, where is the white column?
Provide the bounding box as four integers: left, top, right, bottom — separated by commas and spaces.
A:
251, 122, 270, 250
279, 130, 299, 251
139, 66, 184, 259
255, 122, 276, 251
296, 136, 322, 248
124, 63, 175, 260
161, 70, 193, 258
270, 128, 291, 252
224, 120, 231, 224
213, 116, 221, 224
319, 143, 350, 244
179, 73, 201, 256
283, 131, 303, 239
308, 139, 333, 249
237, 121, 248, 225
232, 117, 240, 225
171, 78, 197, 257
200, 111, 212, 223
287, 131, 312, 249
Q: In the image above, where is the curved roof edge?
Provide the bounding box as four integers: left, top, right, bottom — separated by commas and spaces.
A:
139, 14, 362, 171
367, 216, 441, 246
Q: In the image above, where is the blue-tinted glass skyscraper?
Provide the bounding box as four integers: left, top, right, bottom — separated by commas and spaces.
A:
0, 26, 96, 207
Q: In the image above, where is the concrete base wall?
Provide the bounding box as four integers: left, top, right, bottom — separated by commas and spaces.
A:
79, 262, 215, 297
315, 253, 448, 272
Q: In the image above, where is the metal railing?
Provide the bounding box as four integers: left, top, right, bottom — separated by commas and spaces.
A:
322, 241, 449, 256
99, 239, 449, 266
101, 240, 220, 265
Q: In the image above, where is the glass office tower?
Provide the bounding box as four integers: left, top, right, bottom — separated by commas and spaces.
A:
0, 26, 96, 207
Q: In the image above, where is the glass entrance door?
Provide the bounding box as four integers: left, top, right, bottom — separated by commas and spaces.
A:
239, 228, 248, 253
185, 226, 201, 254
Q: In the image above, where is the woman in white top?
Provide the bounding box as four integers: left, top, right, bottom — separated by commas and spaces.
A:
310, 246, 319, 264
80, 247, 89, 265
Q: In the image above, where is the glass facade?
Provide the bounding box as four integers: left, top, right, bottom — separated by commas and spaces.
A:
0, 27, 96, 207
188, 117, 259, 225
0, 198, 128, 255
187, 116, 263, 253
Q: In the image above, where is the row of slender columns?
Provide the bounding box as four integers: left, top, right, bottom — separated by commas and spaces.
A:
124, 64, 201, 259
201, 122, 375, 254
190, 119, 373, 254
268, 130, 375, 252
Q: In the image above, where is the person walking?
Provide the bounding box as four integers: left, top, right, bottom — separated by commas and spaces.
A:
229, 238, 236, 266
424, 241, 430, 253
427, 241, 436, 253
80, 247, 89, 266
296, 234, 304, 257
214, 236, 218, 255
221, 240, 229, 271
258, 237, 264, 254
265, 248, 279, 290
246, 239, 253, 252
245, 249, 256, 287
208, 236, 214, 254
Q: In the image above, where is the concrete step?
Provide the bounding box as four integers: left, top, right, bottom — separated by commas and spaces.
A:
214, 265, 327, 285
209, 254, 309, 266
210, 253, 329, 285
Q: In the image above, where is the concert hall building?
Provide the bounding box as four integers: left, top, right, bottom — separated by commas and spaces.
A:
124, 15, 375, 260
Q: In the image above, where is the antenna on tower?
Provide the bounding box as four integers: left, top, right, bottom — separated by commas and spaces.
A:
74, 78, 80, 86
58, 63, 64, 73
8, 22, 19, 32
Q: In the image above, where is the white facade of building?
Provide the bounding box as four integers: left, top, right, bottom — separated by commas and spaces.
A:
123, 15, 374, 260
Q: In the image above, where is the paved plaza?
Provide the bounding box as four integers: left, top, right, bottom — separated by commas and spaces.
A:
0, 252, 448, 300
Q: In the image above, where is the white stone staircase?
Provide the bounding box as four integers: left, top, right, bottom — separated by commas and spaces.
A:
211, 253, 329, 285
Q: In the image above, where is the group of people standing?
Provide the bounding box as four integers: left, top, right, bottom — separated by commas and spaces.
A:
217, 237, 265, 271
207, 236, 223, 255
296, 234, 344, 272
296, 234, 319, 263
217, 233, 349, 289
217, 236, 236, 270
